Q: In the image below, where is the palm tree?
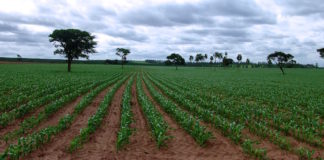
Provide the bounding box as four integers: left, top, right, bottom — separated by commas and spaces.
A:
210, 56, 214, 64
189, 55, 194, 63
214, 52, 223, 67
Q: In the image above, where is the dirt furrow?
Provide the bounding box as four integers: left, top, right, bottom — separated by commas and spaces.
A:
116, 79, 160, 159
146, 75, 301, 160
24, 86, 112, 160
141, 79, 248, 160
0, 104, 44, 137
0, 94, 86, 153
71, 81, 127, 159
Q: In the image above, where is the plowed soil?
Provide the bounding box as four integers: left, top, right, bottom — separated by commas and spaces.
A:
24, 86, 112, 160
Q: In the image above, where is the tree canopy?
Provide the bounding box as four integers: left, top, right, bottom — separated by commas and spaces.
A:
116, 48, 131, 69
189, 55, 194, 63
237, 54, 242, 63
317, 48, 324, 58
267, 51, 294, 75
166, 53, 185, 70
49, 29, 97, 72
195, 53, 204, 63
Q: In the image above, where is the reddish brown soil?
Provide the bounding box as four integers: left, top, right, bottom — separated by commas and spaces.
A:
285, 133, 324, 159
0, 104, 46, 152
242, 130, 298, 160
140, 80, 248, 160
24, 86, 112, 160
0, 105, 44, 136
32, 94, 85, 133
0, 95, 85, 153
70, 80, 128, 159
145, 76, 299, 160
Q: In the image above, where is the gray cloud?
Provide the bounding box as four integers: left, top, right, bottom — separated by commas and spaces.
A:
0, 0, 323, 66
119, 0, 276, 27
276, 0, 324, 16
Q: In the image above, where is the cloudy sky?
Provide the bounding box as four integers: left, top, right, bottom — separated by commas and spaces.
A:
0, 0, 323, 66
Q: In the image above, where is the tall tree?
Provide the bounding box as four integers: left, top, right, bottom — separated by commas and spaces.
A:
116, 48, 131, 69
49, 29, 97, 72
317, 48, 324, 59
214, 52, 223, 66
17, 54, 22, 62
246, 58, 250, 68
204, 54, 208, 62
166, 53, 185, 70
267, 51, 294, 75
189, 55, 194, 63
237, 54, 242, 67
195, 53, 204, 63
210, 56, 214, 64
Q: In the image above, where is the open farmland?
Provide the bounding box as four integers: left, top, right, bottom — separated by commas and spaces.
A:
0, 64, 324, 160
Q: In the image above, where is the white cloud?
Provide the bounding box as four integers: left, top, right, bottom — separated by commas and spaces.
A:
0, 0, 323, 66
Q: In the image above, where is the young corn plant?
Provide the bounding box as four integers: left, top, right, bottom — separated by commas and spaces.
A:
69, 75, 129, 152
136, 74, 170, 148
0, 75, 123, 160
143, 75, 212, 146
116, 76, 135, 150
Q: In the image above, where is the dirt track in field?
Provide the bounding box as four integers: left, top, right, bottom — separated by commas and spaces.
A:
24, 86, 111, 160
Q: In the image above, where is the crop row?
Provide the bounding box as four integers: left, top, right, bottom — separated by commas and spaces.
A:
152, 74, 322, 148
2, 74, 122, 142
142, 75, 212, 146
116, 75, 135, 150
135, 74, 170, 148
69, 75, 129, 152
0, 78, 71, 113
153, 73, 323, 143
147, 73, 317, 159
145, 73, 270, 159
1, 75, 124, 160
0, 75, 112, 128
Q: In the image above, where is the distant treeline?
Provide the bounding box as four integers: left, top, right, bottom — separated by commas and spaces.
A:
0, 57, 318, 68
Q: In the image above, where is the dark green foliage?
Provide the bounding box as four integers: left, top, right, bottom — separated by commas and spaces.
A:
267, 51, 295, 75
49, 29, 97, 72
165, 53, 185, 70
223, 58, 233, 67
195, 53, 204, 63
317, 48, 324, 58
116, 48, 131, 69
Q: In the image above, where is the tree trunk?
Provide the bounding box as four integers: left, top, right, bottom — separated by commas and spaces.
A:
279, 66, 285, 75
67, 59, 72, 72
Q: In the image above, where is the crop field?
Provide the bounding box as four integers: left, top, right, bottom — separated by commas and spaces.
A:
0, 64, 324, 160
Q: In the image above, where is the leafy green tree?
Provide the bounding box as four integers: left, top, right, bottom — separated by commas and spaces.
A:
210, 56, 214, 64
317, 48, 324, 59
17, 54, 22, 62
49, 29, 97, 72
189, 55, 194, 63
237, 54, 242, 67
223, 58, 233, 67
195, 53, 204, 63
116, 48, 131, 69
204, 54, 208, 62
246, 58, 250, 68
267, 51, 294, 75
166, 53, 185, 70
213, 52, 223, 66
